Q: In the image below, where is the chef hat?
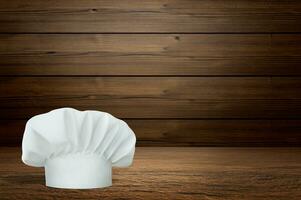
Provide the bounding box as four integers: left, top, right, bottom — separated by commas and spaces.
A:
22, 108, 136, 189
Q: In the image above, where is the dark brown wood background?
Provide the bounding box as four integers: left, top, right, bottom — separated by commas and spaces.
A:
0, 0, 301, 146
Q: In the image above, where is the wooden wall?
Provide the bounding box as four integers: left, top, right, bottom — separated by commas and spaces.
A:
0, 0, 301, 146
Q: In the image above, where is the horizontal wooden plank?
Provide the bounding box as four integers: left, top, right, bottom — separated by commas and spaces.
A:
1, 120, 301, 146
1, 77, 301, 99
0, 77, 301, 119
0, 0, 301, 33
1, 99, 301, 119
1, 34, 301, 75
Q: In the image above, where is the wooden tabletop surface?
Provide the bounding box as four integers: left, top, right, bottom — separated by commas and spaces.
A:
1, 147, 301, 200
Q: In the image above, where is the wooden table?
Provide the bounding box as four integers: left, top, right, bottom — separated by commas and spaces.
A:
1, 147, 301, 200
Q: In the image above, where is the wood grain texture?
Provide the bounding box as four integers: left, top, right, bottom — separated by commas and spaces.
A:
1, 147, 301, 199
1, 34, 301, 75
0, 0, 301, 33
2, 100, 301, 119
1, 120, 301, 147
0, 77, 301, 119
1, 1, 301, 147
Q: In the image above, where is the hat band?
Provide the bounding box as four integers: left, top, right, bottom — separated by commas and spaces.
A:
45, 153, 112, 189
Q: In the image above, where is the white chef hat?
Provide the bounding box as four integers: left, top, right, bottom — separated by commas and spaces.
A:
22, 108, 136, 189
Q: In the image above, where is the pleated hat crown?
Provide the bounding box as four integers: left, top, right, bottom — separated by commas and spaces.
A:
22, 108, 136, 189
